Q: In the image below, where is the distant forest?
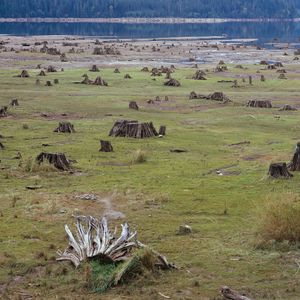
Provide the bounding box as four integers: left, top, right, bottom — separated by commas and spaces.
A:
0, 0, 298, 18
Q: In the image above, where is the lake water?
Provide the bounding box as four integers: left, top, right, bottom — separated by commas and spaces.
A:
0, 21, 300, 46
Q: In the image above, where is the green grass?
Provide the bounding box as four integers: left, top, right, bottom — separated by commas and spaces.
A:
1, 63, 300, 299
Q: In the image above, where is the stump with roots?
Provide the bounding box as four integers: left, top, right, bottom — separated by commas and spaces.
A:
220, 286, 253, 300
129, 101, 139, 110
99, 140, 113, 152
192, 70, 207, 80
47, 65, 57, 72
10, 99, 19, 106
268, 162, 293, 178
159, 125, 166, 136
124, 74, 132, 79
16, 70, 30, 78
109, 120, 158, 138
56, 215, 176, 270
289, 142, 300, 171
89, 65, 99, 72
0, 106, 8, 118
141, 67, 149, 72
45, 81, 52, 86
164, 78, 180, 87
279, 104, 297, 111
38, 70, 46, 76
114, 68, 120, 73
54, 122, 75, 133
93, 76, 108, 86
247, 100, 272, 108
36, 152, 71, 170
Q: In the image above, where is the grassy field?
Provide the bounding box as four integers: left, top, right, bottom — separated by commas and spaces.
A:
1, 63, 300, 299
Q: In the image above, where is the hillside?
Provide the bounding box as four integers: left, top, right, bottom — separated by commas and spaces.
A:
0, 0, 297, 19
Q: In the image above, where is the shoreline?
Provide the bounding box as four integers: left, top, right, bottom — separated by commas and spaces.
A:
0, 17, 300, 24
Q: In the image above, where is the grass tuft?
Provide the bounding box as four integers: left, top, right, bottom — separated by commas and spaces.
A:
255, 193, 300, 245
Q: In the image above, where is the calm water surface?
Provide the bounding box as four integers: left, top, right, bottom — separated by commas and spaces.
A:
0, 21, 300, 46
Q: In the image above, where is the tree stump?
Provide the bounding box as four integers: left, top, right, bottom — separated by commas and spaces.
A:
209, 92, 230, 102
159, 125, 166, 136
10, 99, 19, 106
0, 142, 4, 150
45, 81, 52, 86
164, 78, 180, 87
288, 143, 300, 171
54, 122, 75, 133
0, 106, 8, 118
38, 70, 46, 76
47, 65, 57, 72
114, 68, 120, 74
260, 75, 266, 82
16, 70, 30, 78
109, 120, 158, 138
192, 70, 207, 80
279, 104, 297, 111
99, 140, 113, 152
141, 67, 149, 72
268, 162, 293, 178
93, 76, 108, 86
220, 286, 253, 300
124, 74, 132, 79
232, 80, 239, 88
54, 79, 59, 84
248, 76, 253, 85
36, 79, 41, 85
189, 91, 198, 99
247, 100, 272, 108
89, 65, 99, 72
129, 101, 139, 110
278, 73, 287, 80
36, 152, 71, 170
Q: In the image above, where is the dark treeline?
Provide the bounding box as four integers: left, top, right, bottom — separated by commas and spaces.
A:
0, 0, 298, 18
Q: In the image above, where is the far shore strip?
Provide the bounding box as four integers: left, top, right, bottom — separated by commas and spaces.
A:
0, 17, 300, 24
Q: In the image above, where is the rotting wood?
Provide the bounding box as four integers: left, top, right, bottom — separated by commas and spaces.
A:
36, 152, 71, 170
247, 100, 272, 108
269, 162, 293, 178
109, 120, 158, 138
159, 125, 166, 136
57, 216, 177, 269
54, 122, 75, 133
10, 99, 19, 106
220, 286, 253, 300
129, 101, 139, 110
99, 140, 113, 152
288, 142, 300, 171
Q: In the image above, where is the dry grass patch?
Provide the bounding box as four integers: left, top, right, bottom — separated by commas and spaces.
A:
255, 193, 300, 246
